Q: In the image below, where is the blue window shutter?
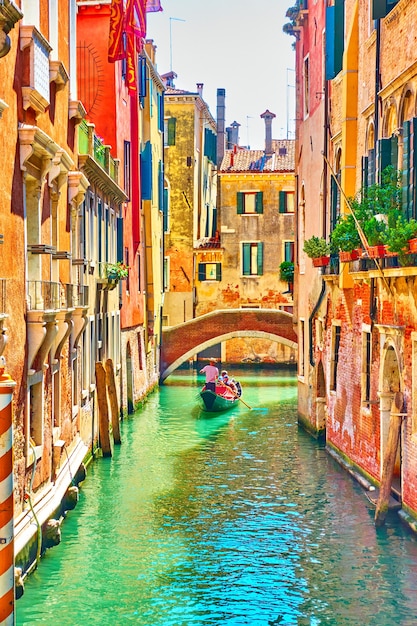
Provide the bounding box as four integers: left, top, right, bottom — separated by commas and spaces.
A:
163, 188, 169, 232
141, 141, 152, 200
257, 243, 264, 275
237, 192, 244, 214
325, 0, 344, 81
158, 160, 164, 211
198, 263, 205, 281
158, 93, 164, 132
242, 243, 250, 275
212, 207, 217, 238
117, 217, 124, 262
255, 192, 263, 214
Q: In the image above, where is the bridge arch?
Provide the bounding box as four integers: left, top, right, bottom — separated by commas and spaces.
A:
160, 309, 297, 381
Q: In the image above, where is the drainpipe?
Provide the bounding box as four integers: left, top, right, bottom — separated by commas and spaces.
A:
323, 80, 329, 239
309, 279, 326, 367
374, 20, 381, 177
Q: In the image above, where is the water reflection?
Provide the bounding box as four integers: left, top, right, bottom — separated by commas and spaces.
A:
16, 368, 417, 626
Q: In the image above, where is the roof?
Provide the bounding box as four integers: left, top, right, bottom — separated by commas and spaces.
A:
164, 87, 198, 96
220, 139, 295, 173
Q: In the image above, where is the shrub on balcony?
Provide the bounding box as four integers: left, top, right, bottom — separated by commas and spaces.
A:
106, 262, 129, 281
303, 236, 330, 259
330, 214, 362, 253
279, 261, 294, 283
385, 216, 417, 265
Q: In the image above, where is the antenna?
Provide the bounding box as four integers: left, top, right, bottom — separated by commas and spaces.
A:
169, 17, 186, 71
286, 68, 295, 139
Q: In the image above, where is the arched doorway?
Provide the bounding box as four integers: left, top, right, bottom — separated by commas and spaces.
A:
379, 343, 402, 498
126, 342, 134, 414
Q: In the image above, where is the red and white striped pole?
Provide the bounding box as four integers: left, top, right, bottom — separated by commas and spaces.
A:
0, 359, 16, 625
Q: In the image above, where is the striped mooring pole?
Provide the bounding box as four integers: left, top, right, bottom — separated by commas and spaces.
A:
0, 360, 16, 625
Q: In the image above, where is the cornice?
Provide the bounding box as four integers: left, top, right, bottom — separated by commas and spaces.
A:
0, 0, 23, 34
78, 155, 128, 204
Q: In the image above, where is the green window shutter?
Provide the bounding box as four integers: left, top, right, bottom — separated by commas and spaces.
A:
216, 263, 222, 281
368, 149, 376, 186
163, 188, 169, 232
167, 118, 176, 146
361, 156, 369, 190
257, 243, 264, 275
372, 0, 399, 19
391, 134, 398, 169
411, 118, 417, 220
377, 138, 392, 181
279, 191, 286, 213
402, 121, 410, 218
198, 263, 205, 281
237, 192, 244, 214
325, 0, 345, 80
242, 243, 250, 275
117, 217, 124, 263
255, 191, 263, 214
330, 177, 338, 232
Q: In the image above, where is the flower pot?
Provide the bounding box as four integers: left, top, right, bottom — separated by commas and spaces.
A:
409, 238, 417, 253
312, 255, 330, 267
367, 245, 386, 259
339, 248, 362, 263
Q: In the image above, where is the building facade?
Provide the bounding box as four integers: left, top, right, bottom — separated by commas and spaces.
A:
292, 0, 417, 525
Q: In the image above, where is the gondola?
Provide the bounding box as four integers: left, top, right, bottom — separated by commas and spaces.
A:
199, 383, 241, 413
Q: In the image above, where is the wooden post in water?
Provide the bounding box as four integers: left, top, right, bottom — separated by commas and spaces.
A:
106, 358, 121, 445
95, 361, 112, 457
375, 391, 403, 527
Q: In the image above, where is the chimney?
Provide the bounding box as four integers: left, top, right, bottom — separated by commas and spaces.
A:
145, 39, 156, 64
196, 83, 204, 98
227, 121, 240, 149
216, 88, 226, 167
260, 109, 276, 155
161, 71, 177, 88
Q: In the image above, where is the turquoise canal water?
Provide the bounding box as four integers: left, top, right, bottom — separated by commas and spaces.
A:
16, 369, 417, 625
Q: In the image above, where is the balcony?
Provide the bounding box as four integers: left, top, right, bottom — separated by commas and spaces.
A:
78, 121, 120, 184
20, 25, 52, 116
27, 281, 60, 311
195, 235, 221, 250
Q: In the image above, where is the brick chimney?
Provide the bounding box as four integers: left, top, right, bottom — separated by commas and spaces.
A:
260, 109, 276, 155
216, 88, 226, 167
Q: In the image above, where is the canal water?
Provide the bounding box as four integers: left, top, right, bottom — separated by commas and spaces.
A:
16, 368, 417, 625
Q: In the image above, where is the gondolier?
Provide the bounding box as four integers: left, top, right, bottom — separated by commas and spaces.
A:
199, 358, 219, 392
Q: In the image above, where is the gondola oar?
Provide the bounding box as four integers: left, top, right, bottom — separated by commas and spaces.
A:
224, 384, 252, 410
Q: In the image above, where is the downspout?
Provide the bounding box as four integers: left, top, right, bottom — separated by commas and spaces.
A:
309, 279, 326, 367
323, 80, 329, 239
374, 20, 381, 157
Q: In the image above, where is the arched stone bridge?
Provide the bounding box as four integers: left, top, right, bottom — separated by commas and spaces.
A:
160, 308, 297, 381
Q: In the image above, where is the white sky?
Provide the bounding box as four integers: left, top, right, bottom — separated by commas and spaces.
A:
147, 0, 295, 150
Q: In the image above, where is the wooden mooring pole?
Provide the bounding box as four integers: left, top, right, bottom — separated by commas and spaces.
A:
106, 358, 121, 445
375, 391, 403, 527
95, 362, 112, 457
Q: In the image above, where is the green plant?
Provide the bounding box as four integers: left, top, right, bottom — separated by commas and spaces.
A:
330, 214, 362, 252
385, 216, 417, 264
279, 261, 294, 283
303, 236, 330, 258
362, 215, 388, 246
106, 262, 129, 280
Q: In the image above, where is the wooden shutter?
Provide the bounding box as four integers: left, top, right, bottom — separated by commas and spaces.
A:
237, 192, 244, 214
361, 156, 369, 190
158, 160, 164, 212
257, 242, 264, 275
117, 217, 124, 263
140, 141, 152, 200
402, 121, 410, 218
377, 138, 392, 181
411, 119, 417, 220
372, 0, 399, 19
242, 243, 250, 275
163, 188, 169, 232
255, 191, 263, 214
167, 117, 176, 146
368, 149, 376, 186
198, 263, 205, 281
325, 0, 345, 80
215, 263, 222, 281
279, 191, 286, 213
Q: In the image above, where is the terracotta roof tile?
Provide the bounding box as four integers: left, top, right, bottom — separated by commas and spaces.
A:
220, 139, 295, 173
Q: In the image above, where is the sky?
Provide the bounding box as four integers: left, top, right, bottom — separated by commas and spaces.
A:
147, 0, 295, 151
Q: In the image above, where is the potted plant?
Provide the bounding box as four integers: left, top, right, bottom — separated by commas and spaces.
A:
330, 214, 362, 262
106, 262, 129, 281
303, 236, 331, 267
385, 216, 417, 265
279, 260, 294, 283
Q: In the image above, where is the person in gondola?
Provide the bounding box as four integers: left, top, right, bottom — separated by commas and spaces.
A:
200, 358, 219, 392
219, 370, 238, 395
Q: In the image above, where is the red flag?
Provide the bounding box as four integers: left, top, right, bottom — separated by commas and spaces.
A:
126, 0, 146, 41
108, 0, 125, 62
146, 0, 163, 12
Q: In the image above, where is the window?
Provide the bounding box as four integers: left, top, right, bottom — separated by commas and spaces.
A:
164, 117, 176, 146
401, 118, 417, 220
284, 241, 295, 262
303, 56, 309, 118
163, 256, 170, 291
330, 324, 341, 392
163, 186, 169, 232
242, 242, 263, 276
325, 0, 345, 80
198, 262, 221, 281
237, 192, 263, 214
362, 328, 372, 403
372, 0, 399, 20
279, 191, 295, 213
124, 141, 131, 199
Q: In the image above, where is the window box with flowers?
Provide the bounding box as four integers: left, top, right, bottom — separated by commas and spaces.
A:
106, 262, 129, 282
303, 236, 331, 267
